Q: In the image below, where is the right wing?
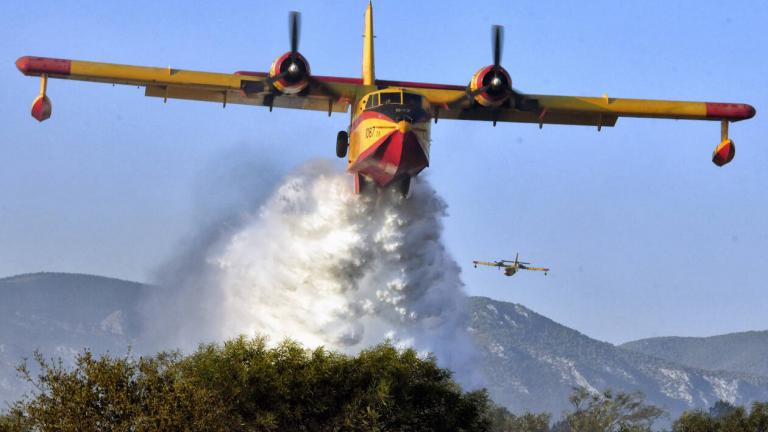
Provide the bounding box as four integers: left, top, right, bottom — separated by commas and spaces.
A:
473, 261, 501, 268
16, 56, 366, 117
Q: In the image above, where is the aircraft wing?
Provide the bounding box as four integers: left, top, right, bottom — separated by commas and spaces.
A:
16, 56, 363, 115
523, 266, 549, 273
396, 83, 755, 127
17, 57, 755, 126
473, 261, 501, 268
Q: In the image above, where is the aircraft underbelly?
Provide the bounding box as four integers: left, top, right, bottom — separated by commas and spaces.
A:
351, 129, 429, 186
348, 109, 430, 187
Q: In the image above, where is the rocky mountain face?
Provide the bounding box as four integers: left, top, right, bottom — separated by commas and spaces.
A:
1, 273, 767, 422
620, 332, 768, 378
469, 297, 768, 419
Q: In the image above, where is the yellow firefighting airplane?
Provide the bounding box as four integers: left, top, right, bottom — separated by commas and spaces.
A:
473, 254, 550, 277
16, 3, 755, 196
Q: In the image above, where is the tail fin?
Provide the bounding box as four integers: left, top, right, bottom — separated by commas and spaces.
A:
362, 1, 375, 85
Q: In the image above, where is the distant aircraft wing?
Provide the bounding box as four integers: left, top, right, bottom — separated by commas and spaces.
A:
16, 56, 363, 115
473, 261, 501, 268
523, 266, 549, 273
394, 83, 755, 127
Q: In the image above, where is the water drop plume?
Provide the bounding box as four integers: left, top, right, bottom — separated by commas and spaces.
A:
142, 160, 482, 386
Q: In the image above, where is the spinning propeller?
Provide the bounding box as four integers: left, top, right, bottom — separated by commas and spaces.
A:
488, 25, 506, 94
448, 25, 515, 110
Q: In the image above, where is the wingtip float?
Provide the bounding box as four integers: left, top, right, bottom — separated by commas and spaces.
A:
15, 5, 757, 186
16, 56, 71, 122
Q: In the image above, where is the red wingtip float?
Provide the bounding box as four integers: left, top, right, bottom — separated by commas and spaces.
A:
17, 56, 69, 122
711, 119, 739, 167
712, 139, 736, 167
30, 94, 52, 122
14, 3, 757, 191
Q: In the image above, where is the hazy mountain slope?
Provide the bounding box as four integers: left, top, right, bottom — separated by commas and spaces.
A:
1, 273, 767, 422
469, 296, 768, 418
0, 273, 146, 404
620, 332, 768, 378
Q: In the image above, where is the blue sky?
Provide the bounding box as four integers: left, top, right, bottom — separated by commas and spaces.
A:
1, 0, 766, 344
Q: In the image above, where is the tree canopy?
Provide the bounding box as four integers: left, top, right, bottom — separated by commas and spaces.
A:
0, 337, 494, 432
550, 387, 663, 432
672, 400, 768, 432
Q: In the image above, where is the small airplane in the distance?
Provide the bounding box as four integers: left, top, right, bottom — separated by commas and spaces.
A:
473, 254, 550, 277
16, 2, 755, 197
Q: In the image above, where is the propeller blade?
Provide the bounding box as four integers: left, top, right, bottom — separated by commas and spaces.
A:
242, 71, 287, 95
472, 84, 493, 97
266, 70, 289, 88
446, 83, 493, 109
492, 25, 503, 67
290, 11, 301, 56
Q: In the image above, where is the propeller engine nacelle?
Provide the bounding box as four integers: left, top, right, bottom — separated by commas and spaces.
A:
468, 25, 513, 108
269, 51, 311, 94
470, 65, 512, 108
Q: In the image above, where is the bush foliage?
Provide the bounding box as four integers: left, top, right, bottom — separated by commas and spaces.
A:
0, 337, 493, 431
671, 400, 768, 432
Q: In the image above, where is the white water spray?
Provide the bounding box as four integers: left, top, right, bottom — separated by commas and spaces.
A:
143, 161, 481, 386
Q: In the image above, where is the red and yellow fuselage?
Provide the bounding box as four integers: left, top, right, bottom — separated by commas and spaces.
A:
348, 89, 431, 189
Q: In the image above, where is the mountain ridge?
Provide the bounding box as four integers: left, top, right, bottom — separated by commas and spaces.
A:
469, 296, 768, 418
620, 331, 768, 379
1, 272, 767, 422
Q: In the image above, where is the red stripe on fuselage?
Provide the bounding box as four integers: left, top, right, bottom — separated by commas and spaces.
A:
318, 76, 364, 84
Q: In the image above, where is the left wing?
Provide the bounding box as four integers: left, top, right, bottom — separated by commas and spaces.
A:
16, 56, 365, 120
397, 84, 754, 127
392, 81, 752, 166
522, 266, 549, 273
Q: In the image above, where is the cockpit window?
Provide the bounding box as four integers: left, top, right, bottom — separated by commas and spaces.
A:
380, 92, 402, 105
403, 93, 423, 108
365, 93, 379, 109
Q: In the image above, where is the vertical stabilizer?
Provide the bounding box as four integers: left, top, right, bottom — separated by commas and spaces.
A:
362, 1, 375, 85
